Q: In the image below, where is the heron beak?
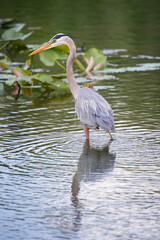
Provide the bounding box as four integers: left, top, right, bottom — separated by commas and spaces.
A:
29, 42, 52, 56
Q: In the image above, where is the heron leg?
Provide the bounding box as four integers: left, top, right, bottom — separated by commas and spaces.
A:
108, 131, 113, 141
83, 127, 89, 140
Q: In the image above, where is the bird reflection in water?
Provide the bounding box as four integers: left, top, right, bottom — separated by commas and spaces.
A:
71, 139, 116, 231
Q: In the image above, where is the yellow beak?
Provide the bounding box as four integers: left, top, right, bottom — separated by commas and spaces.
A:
29, 42, 52, 56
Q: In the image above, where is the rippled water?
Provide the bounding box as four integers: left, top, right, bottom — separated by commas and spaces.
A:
1, 50, 160, 239
1, 0, 160, 239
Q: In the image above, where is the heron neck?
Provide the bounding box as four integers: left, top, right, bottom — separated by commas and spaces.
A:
66, 43, 80, 99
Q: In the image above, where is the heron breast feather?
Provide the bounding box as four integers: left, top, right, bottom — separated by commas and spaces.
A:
75, 96, 111, 127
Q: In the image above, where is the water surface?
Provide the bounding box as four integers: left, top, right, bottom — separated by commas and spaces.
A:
0, 0, 160, 239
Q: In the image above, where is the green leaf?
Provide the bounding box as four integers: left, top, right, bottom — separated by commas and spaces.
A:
39, 48, 68, 66
0, 57, 12, 64
32, 73, 53, 84
9, 23, 26, 32
51, 48, 68, 60
6, 76, 33, 86
39, 50, 55, 66
2, 28, 32, 41
6, 77, 17, 86
84, 48, 107, 68
52, 74, 67, 79
49, 78, 69, 91
17, 76, 33, 83
0, 57, 12, 69
0, 62, 8, 69
55, 44, 70, 54
32, 73, 69, 91
12, 67, 31, 77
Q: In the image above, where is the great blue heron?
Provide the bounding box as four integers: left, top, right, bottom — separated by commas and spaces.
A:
30, 33, 115, 140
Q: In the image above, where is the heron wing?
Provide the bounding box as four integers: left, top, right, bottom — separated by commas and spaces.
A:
75, 87, 115, 131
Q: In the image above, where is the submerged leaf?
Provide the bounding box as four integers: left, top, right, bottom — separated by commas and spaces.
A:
10, 40, 28, 52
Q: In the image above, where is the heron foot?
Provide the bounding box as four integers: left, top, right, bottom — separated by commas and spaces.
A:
83, 127, 89, 140
108, 131, 114, 141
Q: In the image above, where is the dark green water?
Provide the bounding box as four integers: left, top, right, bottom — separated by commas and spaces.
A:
0, 1, 160, 240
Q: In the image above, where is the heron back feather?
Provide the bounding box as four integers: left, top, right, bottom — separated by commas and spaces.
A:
75, 87, 115, 131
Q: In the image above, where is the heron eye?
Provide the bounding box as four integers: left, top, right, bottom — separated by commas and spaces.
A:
50, 39, 56, 44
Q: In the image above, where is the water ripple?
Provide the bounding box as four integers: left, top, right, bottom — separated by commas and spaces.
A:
1, 49, 160, 240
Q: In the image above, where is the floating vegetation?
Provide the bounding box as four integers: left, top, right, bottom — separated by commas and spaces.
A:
0, 19, 107, 99
99, 63, 160, 74
84, 48, 107, 71
0, 21, 32, 60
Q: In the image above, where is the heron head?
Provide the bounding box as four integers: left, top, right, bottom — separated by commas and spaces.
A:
29, 33, 70, 56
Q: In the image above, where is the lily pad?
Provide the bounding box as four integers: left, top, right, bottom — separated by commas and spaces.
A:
84, 48, 107, 68
6, 77, 18, 86
32, 73, 69, 91
32, 73, 53, 84
55, 44, 70, 54
2, 28, 32, 41
11, 67, 31, 77
9, 23, 25, 32
49, 78, 69, 91
6, 75, 32, 86
39, 48, 68, 66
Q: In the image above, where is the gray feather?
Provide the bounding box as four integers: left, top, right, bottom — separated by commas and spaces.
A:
75, 87, 115, 131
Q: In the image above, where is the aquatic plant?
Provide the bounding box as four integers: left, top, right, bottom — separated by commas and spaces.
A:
0, 19, 107, 99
